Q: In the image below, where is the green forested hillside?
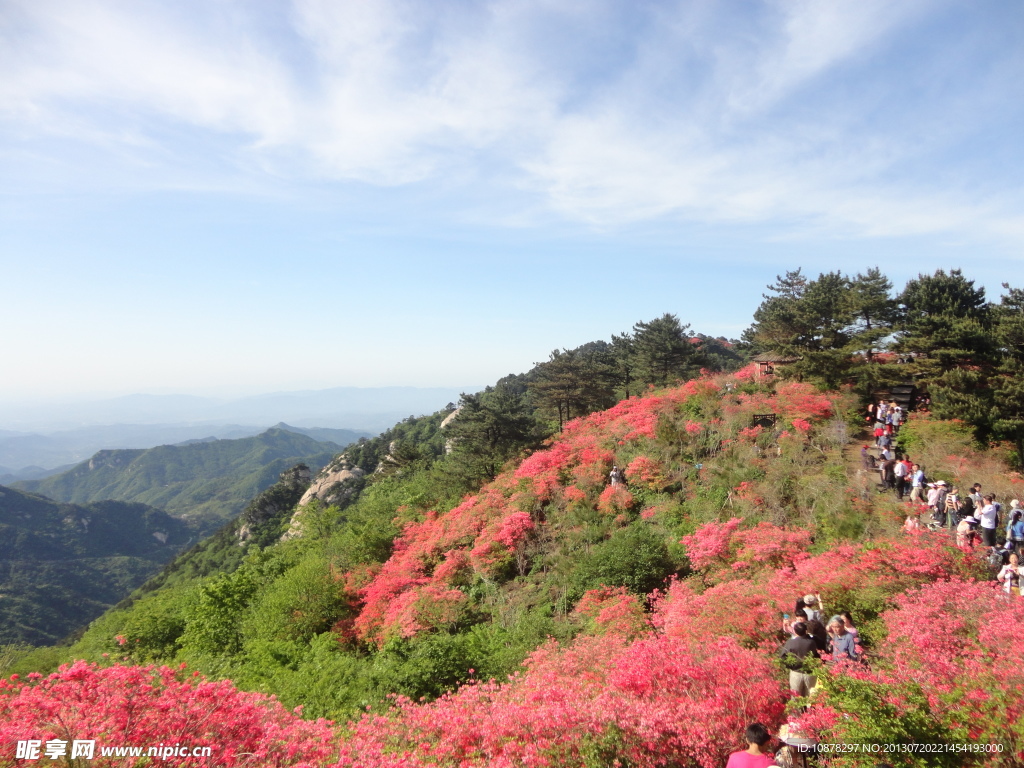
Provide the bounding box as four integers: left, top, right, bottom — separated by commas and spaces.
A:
0, 486, 195, 645
15, 428, 343, 530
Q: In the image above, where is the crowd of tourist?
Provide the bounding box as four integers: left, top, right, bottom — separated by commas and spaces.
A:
860, 399, 1021, 563
721, 396, 1016, 765
728, 594, 866, 766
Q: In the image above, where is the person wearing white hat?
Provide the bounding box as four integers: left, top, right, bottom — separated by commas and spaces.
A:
957, 515, 979, 549
801, 593, 823, 623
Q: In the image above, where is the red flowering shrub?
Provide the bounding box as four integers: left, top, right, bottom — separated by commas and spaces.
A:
680, 518, 743, 572
574, 587, 650, 638
763, 532, 985, 625
732, 522, 812, 575
651, 578, 782, 649
733, 363, 758, 380
562, 485, 586, 503
334, 633, 786, 768
773, 382, 834, 420
0, 662, 335, 767
680, 518, 810, 583
625, 455, 665, 488
737, 424, 763, 441
597, 485, 634, 515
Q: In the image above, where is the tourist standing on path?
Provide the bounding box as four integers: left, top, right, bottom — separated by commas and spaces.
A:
779, 623, 820, 697
979, 495, 999, 547
801, 594, 823, 623
893, 459, 909, 500
806, 619, 829, 653
970, 484, 984, 509
880, 457, 896, 491
957, 515, 979, 549
945, 487, 962, 531
909, 465, 926, 503
827, 618, 859, 662
840, 612, 859, 644
1009, 502, 1024, 553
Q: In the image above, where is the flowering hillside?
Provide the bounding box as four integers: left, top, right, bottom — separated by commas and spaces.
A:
6, 368, 1021, 766
348, 372, 845, 646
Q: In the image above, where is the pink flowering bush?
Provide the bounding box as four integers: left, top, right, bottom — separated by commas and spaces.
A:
597, 485, 634, 515
625, 455, 665, 489
680, 518, 811, 583
0, 662, 335, 767
652, 578, 783, 650
333, 633, 786, 768
573, 587, 650, 638
763, 532, 986, 626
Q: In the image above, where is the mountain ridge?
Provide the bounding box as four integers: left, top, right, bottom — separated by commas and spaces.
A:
14, 428, 347, 530
0, 485, 196, 645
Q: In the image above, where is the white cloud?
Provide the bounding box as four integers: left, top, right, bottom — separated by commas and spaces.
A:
1, 0, 1021, 245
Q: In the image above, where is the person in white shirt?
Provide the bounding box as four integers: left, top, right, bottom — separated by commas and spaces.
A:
893, 460, 909, 500
998, 552, 1021, 596
979, 495, 1000, 547
909, 465, 926, 503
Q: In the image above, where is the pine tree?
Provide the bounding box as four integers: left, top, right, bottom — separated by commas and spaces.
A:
529, 347, 616, 429
610, 332, 637, 399
446, 385, 542, 480
846, 267, 898, 361
895, 268, 993, 376
746, 269, 854, 388
990, 284, 1024, 466
632, 314, 695, 388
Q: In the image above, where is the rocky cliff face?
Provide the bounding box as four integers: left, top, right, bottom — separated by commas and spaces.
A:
280, 456, 366, 540
440, 407, 461, 454
297, 456, 365, 507
237, 464, 312, 545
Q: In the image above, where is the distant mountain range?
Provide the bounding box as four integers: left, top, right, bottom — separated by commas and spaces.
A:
0, 385, 474, 434
0, 384, 472, 474
0, 485, 196, 645
13, 428, 348, 531
0, 422, 372, 479
0, 423, 267, 479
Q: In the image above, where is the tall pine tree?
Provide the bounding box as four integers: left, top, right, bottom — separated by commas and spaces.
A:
632, 314, 696, 388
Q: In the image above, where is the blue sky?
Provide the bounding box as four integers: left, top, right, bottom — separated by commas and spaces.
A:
2, 0, 1022, 402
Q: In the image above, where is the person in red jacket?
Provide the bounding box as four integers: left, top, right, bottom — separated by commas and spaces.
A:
726, 723, 775, 768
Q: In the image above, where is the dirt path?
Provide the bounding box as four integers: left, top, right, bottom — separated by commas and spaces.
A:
842, 422, 880, 499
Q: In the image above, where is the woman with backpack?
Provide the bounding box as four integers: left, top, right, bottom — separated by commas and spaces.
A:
1007, 507, 1024, 554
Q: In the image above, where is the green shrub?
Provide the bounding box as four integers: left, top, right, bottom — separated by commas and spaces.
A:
570, 522, 675, 600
